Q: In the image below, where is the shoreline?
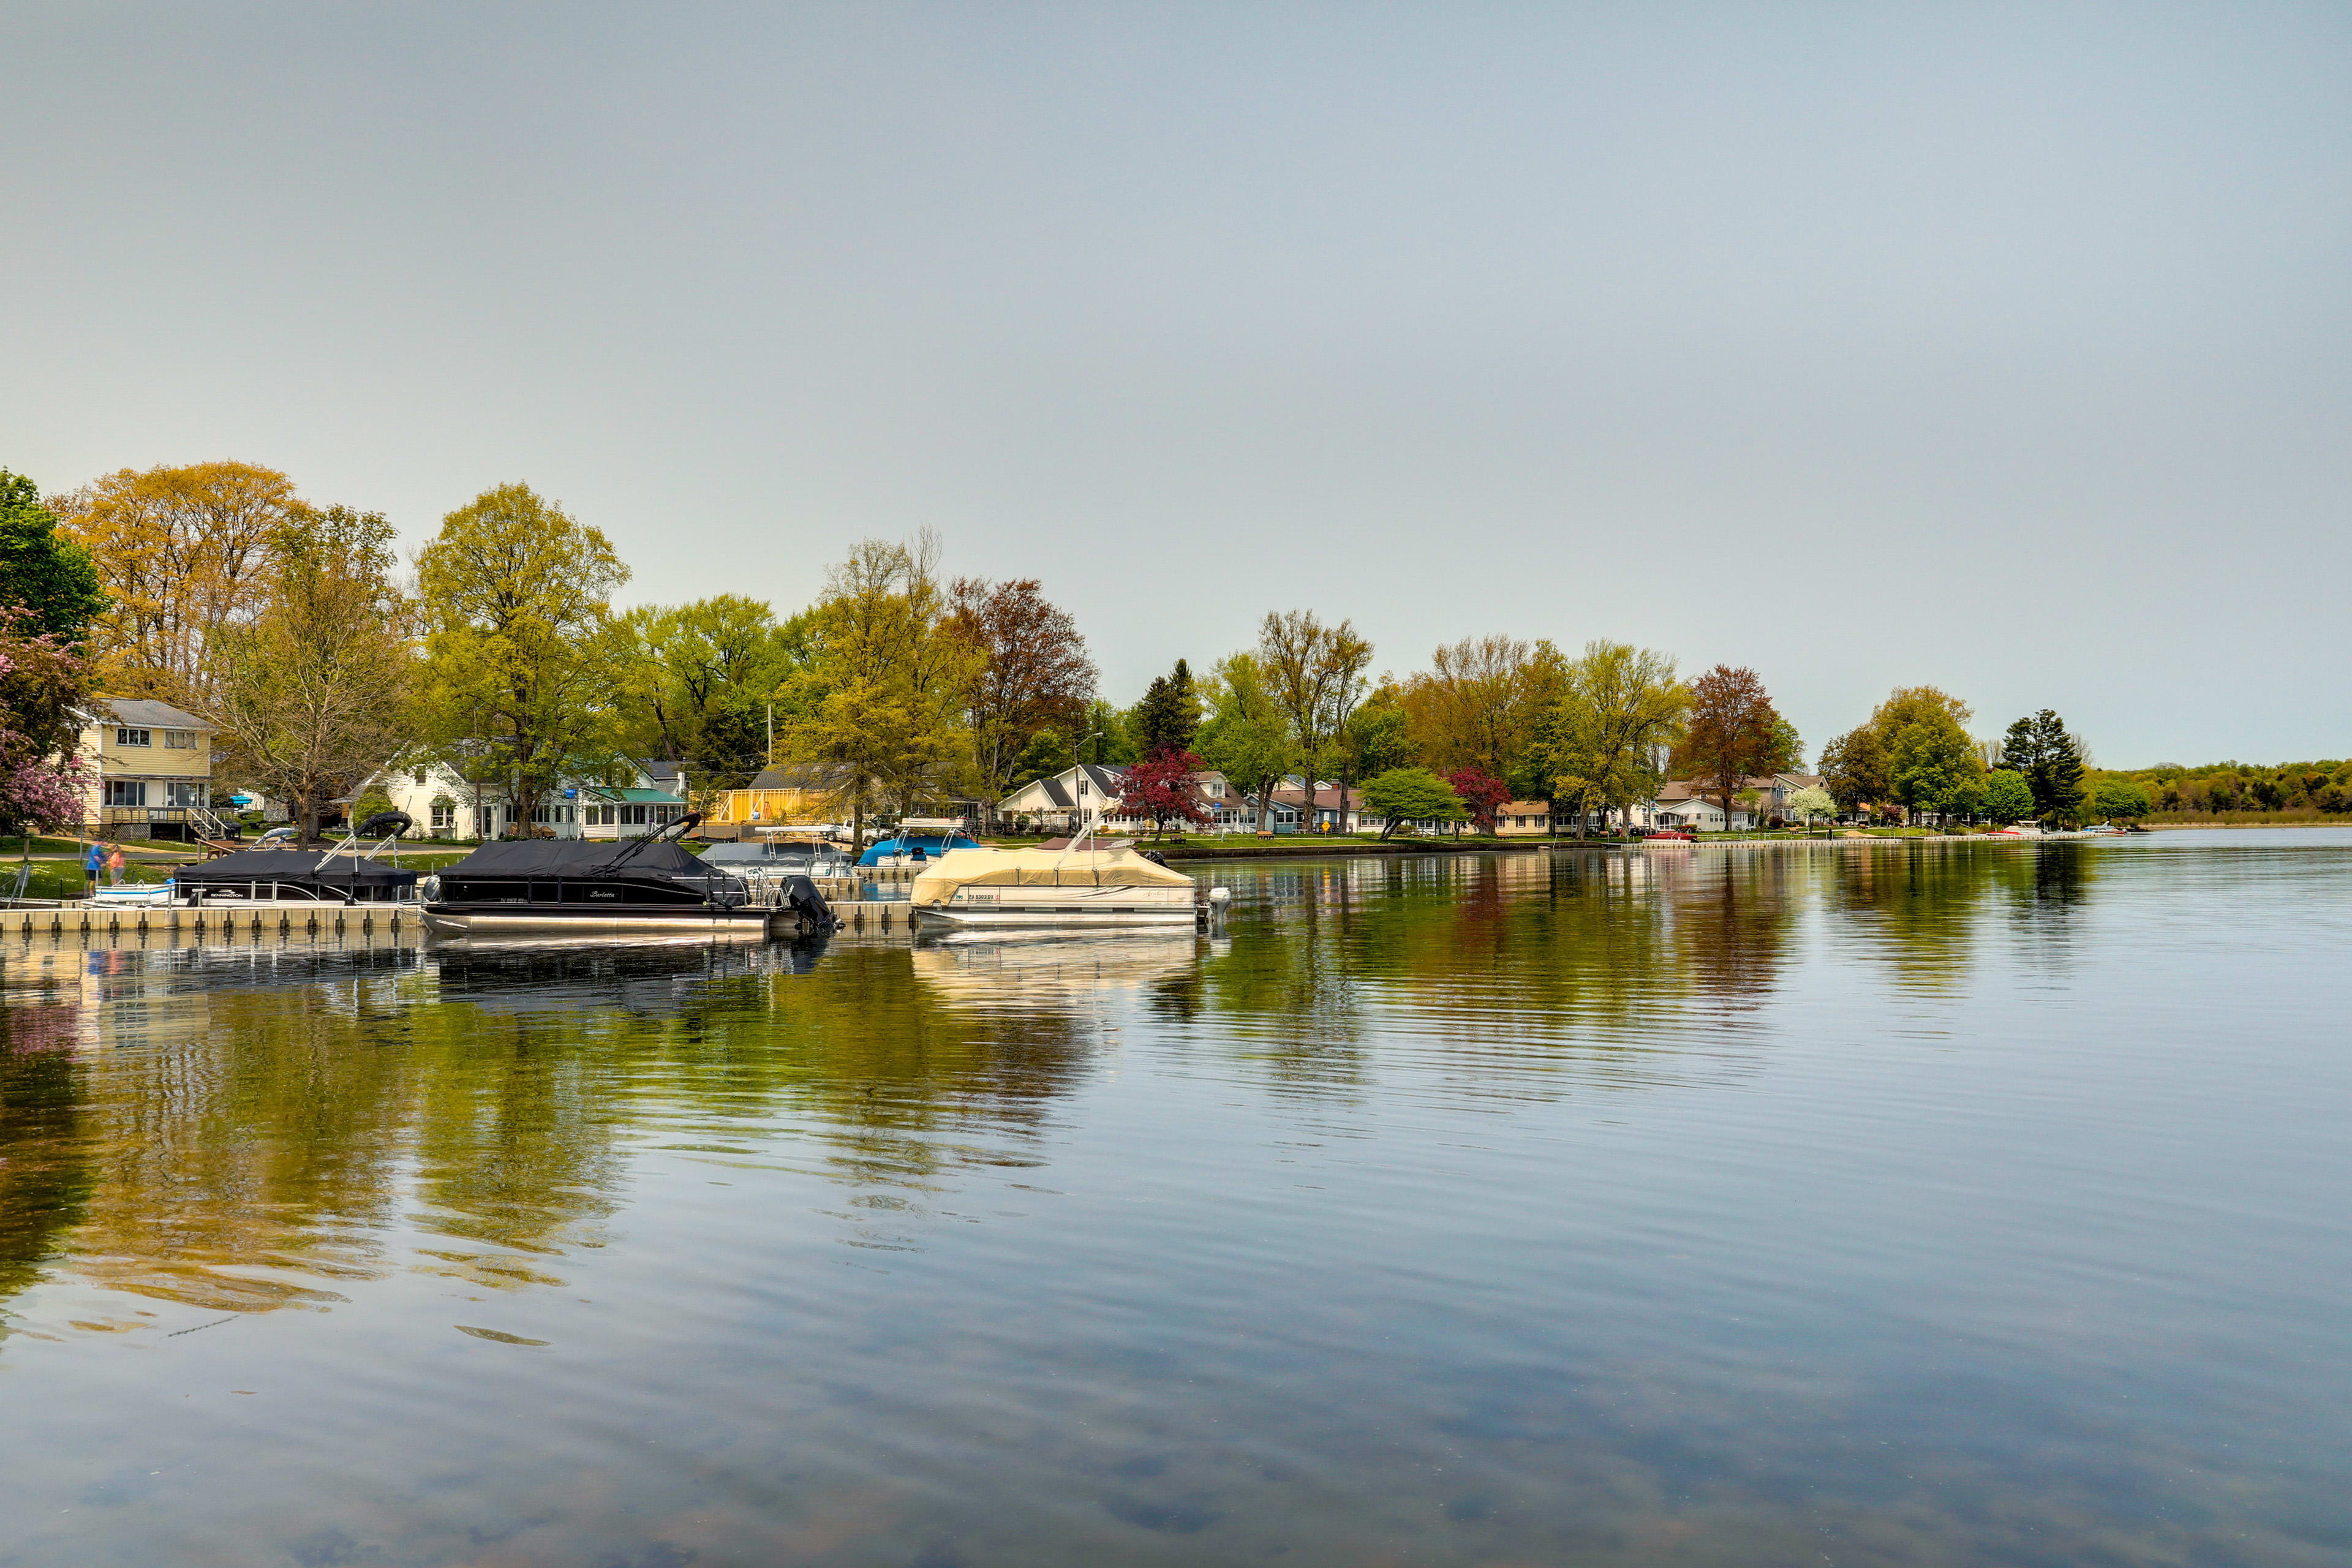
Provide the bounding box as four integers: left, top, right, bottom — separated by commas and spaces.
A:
2137, 819, 2344, 831
1155, 839, 1543, 863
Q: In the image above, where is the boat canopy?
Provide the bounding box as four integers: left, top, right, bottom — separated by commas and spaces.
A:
910, 844, 1195, 902
177, 847, 420, 894
440, 838, 711, 876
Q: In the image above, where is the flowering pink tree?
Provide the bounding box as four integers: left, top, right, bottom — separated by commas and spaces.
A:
1446, 766, 1510, 836
1118, 748, 1212, 838
0, 609, 95, 839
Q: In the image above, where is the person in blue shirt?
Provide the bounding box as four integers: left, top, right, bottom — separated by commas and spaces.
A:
82, 841, 104, 893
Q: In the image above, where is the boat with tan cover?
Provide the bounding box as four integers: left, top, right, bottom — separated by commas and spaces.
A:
908, 834, 1217, 929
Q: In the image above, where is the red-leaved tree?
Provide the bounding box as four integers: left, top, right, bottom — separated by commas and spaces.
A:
1118, 748, 1212, 838
1446, 766, 1510, 835
1670, 664, 1788, 832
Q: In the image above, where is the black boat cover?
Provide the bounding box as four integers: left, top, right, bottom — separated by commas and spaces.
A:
438, 839, 710, 876
178, 848, 420, 890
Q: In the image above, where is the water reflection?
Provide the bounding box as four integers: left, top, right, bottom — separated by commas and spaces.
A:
0, 845, 2122, 1333
1, 836, 2346, 1568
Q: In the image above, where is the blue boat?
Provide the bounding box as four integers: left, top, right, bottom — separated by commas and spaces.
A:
858, 831, 979, 867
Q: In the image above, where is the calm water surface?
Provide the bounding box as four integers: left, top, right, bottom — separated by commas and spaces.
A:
2, 831, 2348, 1566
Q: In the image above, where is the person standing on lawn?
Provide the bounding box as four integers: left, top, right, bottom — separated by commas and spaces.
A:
106, 847, 126, 886
83, 841, 104, 893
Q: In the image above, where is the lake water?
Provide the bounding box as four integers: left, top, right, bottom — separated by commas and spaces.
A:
2, 831, 2348, 1567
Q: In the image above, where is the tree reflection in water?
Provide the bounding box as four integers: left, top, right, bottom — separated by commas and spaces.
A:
0, 844, 2095, 1332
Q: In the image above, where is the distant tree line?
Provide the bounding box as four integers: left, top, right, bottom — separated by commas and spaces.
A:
22, 452, 2298, 846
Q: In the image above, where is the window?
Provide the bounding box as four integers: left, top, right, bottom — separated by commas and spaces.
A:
105, 779, 147, 807
165, 782, 208, 807
163, 729, 199, 749
431, 799, 454, 832
622, 804, 648, 826
115, 727, 151, 747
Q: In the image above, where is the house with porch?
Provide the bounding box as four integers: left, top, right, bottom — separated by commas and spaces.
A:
1654, 774, 1825, 832
74, 698, 222, 841
998, 763, 1130, 834
372, 757, 685, 841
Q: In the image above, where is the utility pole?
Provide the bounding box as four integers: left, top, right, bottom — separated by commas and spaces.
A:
1072, 729, 1102, 837
471, 703, 484, 843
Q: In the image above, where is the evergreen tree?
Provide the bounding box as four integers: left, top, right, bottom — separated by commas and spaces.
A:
1131, 658, 1200, 757
2000, 715, 2041, 777
2030, 709, 2087, 824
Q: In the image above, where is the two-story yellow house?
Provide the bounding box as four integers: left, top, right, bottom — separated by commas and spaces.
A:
75, 699, 219, 842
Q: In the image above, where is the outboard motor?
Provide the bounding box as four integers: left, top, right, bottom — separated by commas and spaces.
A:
1142, 850, 1170, 867
778, 873, 842, 937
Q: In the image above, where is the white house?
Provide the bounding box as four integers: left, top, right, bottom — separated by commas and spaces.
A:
998, 764, 1257, 835
371, 757, 685, 842
997, 763, 1130, 834
1653, 774, 1825, 832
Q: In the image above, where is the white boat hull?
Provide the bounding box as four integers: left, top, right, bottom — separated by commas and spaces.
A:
914, 890, 1199, 929
420, 907, 774, 940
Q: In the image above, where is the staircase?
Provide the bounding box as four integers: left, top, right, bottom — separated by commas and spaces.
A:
188, 807, 244, 856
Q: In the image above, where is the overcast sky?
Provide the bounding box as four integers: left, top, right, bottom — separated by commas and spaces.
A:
6, 4, 2346, 766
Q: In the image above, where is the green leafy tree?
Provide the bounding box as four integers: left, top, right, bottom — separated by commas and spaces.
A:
1890, 709, 1986, 824
1345, 688, 1414, 783
2089, 777, 2152, 822
1009, 726, 1069, 790
1819, 725, 1890, 817
415, 483, 627, 836
1362, 767, 1466, 840
1984, 769, 2035, 823
1079, 698, 1137, 766
1195, 652, 1295, 832
0, 470, 107, 643
1131, 658, 1201, 757
610, 595, 810, 791
1528, 641, 1686, 838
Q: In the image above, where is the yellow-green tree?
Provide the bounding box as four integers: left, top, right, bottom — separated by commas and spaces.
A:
1531, 641, 1687, 837
778, 535, 976, 850
1398, 635, 1565, 782
203, 506, 417, 843
51, 461, 301, 699
1257, 609, 1374, 826
415, 484, 627, 835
